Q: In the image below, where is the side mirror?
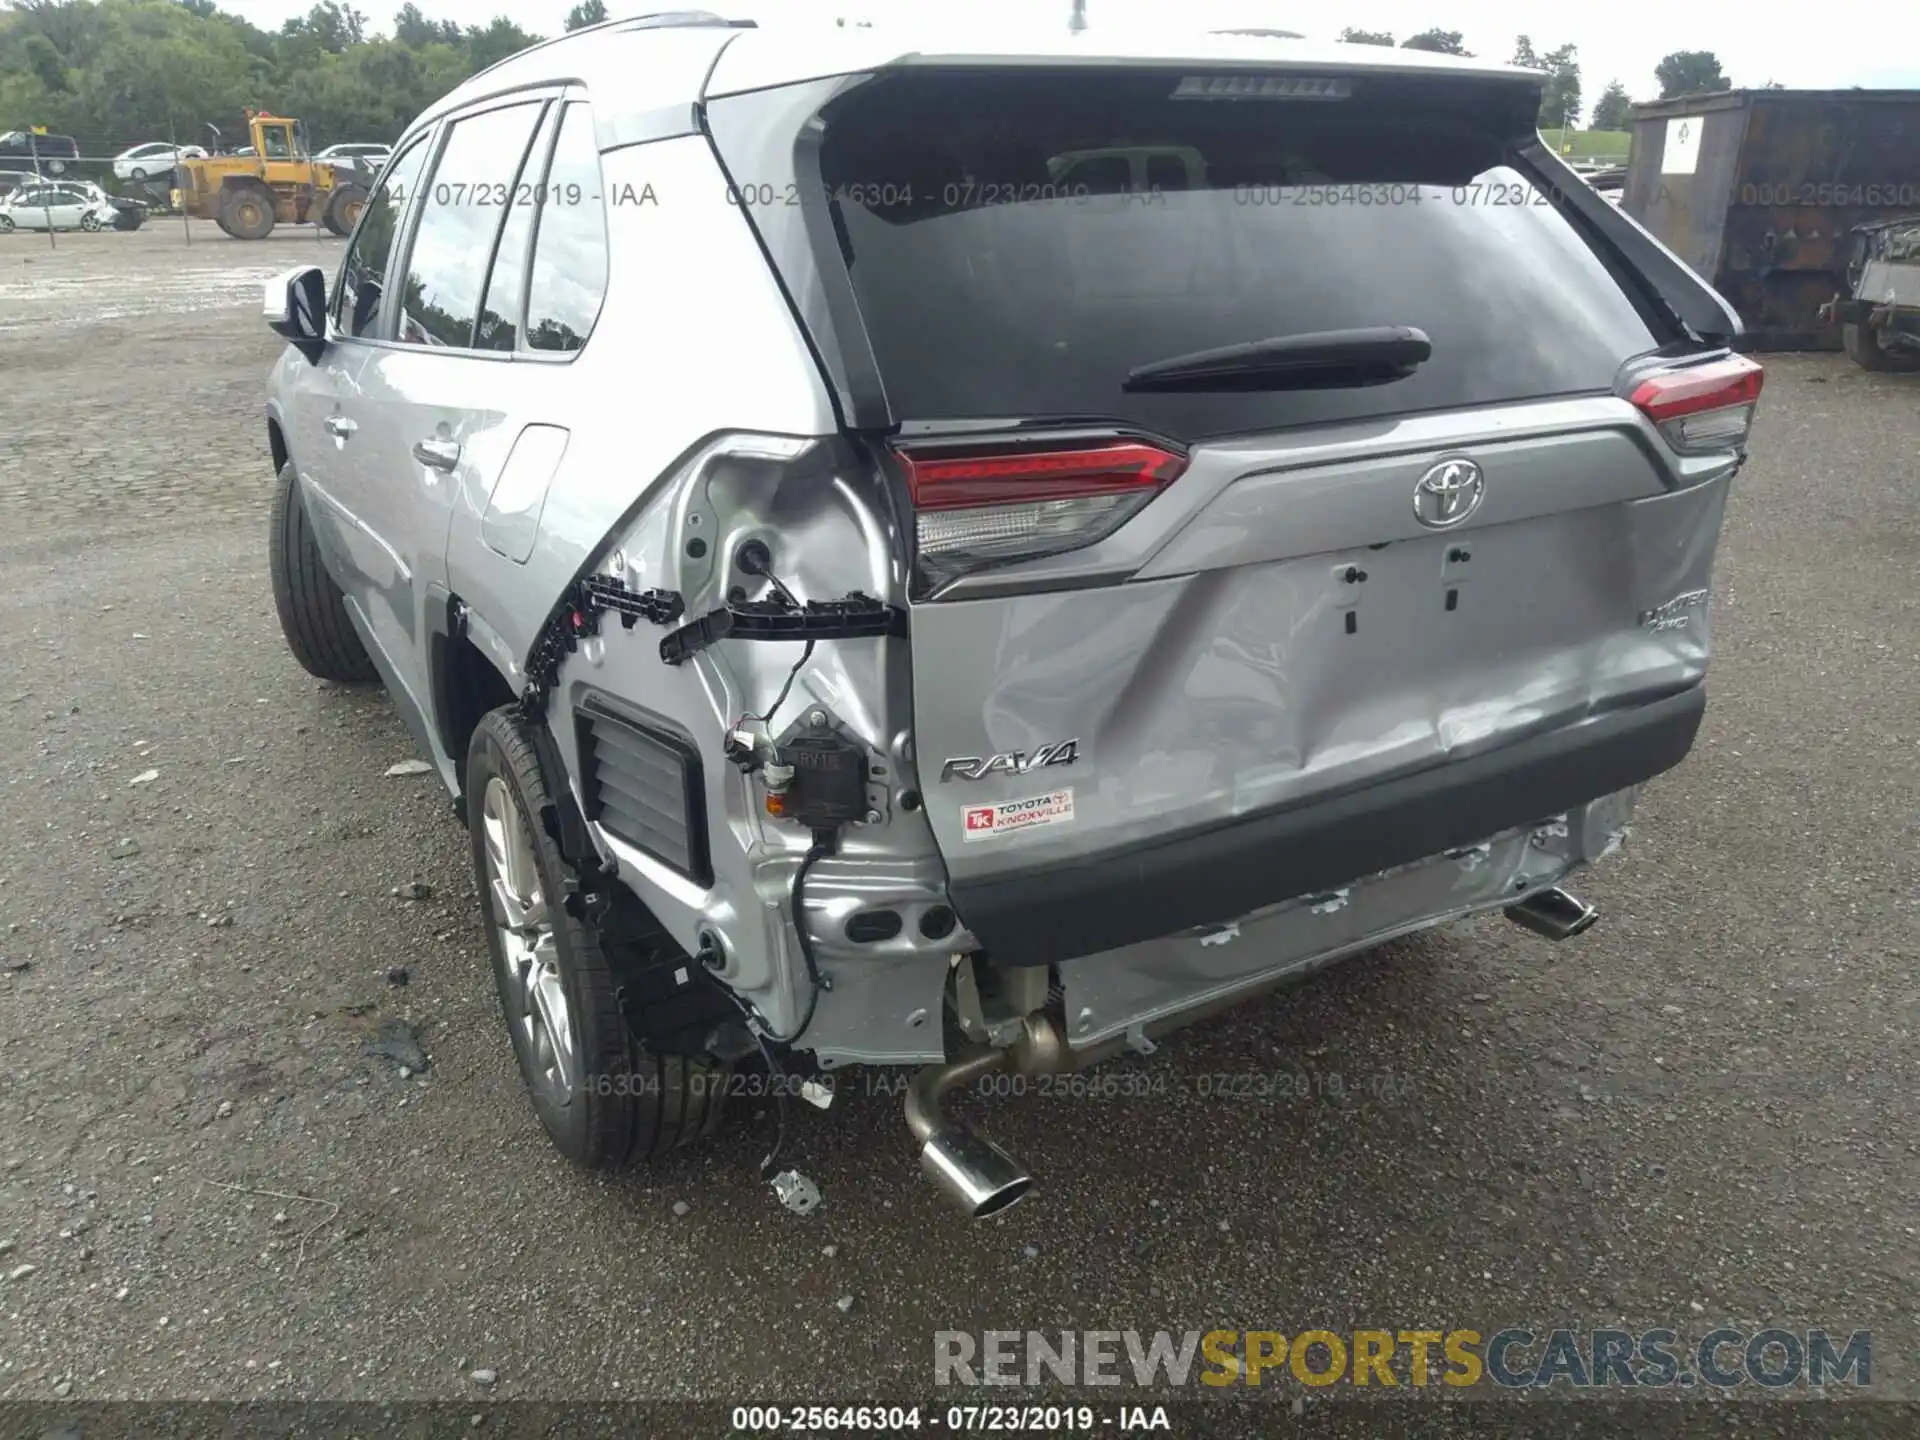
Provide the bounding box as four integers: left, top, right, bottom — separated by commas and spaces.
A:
265, 265, 328, 363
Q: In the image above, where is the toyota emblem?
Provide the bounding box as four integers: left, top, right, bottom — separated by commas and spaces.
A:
1413, 458, 1485, 529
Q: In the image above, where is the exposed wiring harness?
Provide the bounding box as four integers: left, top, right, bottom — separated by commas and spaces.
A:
696, 831, 835, 1179
708, 544, 843, 1179
698, 974, 794, 1180
735, 638, 814, 733
760, 831, 836, 1047
730, 547, 813, 737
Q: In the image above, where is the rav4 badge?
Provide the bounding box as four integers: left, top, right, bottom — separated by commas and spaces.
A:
939, 739, 1080, 783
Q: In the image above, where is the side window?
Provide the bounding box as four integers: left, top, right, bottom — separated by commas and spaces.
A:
1146, 153, 1191, 192
475, 103, 561, 352
335, 137, 429, 340
394, 101, 546, 349
523, 102, 609, 354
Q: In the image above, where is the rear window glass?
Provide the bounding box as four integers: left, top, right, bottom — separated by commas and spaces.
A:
813, 71, 1663, 440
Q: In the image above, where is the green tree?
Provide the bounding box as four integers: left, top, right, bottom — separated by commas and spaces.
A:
463, 16, 541, 71
1510, 35, 1540, 70
1655, 50, 1730, 99
1540, 43, 1581, 129
393, 3, 460, 47
565, 0, 608, 30
1339, 27, 1394, 46
22, 31, 69, 91
281, 2, 367, 53
1590, 79, 1632, 131
7, 0, 108, 61
1401, 29, 1469, 55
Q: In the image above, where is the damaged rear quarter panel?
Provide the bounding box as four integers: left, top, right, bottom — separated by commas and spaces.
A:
443, 136, 952, 1062
443, 136, 835, 670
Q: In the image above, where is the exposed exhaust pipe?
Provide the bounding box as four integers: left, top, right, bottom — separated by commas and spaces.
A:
905, 1048, 1033, 1218
1505, 886, 1598, 940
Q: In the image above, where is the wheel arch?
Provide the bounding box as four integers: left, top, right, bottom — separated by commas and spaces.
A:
429, 595, 523, 807
266, 412, 289, 475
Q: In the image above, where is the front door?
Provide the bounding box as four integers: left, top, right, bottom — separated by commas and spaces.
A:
285, 134, 432, 669
16, 187, 84, 229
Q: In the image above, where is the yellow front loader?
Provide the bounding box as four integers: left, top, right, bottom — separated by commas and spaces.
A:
173, 112, 368, 240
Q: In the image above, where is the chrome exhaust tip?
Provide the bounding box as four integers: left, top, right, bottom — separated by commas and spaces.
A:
919, 1125, 1034, 1218
1505, 886, 1599, 941
905, 1046, 1036, 1218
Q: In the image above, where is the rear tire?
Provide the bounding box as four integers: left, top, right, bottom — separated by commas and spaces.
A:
466, 708, 731, 1169
322, 183, 367, 237
1843, 321, 1920, 372
269, 460, 377, 683
219, 185, 275, 240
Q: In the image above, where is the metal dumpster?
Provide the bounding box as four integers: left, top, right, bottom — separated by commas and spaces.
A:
1622, 89, 1920, 349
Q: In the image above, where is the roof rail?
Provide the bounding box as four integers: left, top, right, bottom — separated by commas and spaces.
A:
620, 10, 757, 31
465, 9, 754, 88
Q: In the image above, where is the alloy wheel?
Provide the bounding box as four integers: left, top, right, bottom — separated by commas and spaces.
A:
480, 775, 576, 1105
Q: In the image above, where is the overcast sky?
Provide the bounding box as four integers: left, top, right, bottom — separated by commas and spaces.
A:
218, 0, 1918, 109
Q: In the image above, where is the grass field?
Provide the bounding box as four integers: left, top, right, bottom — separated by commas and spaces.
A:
1547, 128, 1633, 164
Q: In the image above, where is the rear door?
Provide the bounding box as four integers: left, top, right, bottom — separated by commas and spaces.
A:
340, 93, 567, 721
711, 63, 1739, 896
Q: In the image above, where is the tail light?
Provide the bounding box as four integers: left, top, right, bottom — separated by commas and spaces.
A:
893, 439, 1187, 588
1629, 354, 1765, 455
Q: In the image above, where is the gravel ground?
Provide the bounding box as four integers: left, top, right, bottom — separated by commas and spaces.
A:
0, 224, 1915, 1428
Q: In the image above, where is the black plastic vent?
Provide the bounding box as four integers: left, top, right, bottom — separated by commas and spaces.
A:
576, 698, 711, 886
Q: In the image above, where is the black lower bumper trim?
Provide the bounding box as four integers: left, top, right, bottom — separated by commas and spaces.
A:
952, 685, 1706, 967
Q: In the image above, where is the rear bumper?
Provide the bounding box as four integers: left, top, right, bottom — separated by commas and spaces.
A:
950, 683, 1706, 967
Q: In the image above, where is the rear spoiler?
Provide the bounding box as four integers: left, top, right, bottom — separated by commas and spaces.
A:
1517, 140, 1744, 346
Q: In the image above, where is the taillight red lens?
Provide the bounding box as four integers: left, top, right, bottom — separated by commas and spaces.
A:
899, 441, 1187, 510
1630, 354, 1765, 454
894, 440, 1188, 588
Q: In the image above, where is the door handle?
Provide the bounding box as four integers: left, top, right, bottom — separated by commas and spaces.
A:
413, 438, 461, 472
323, 414, 357, 438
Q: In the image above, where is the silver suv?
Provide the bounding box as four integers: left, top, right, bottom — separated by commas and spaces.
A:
262, 12, 1763, 1216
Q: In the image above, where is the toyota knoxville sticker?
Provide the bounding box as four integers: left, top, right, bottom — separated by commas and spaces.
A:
961, 789, 1075, 841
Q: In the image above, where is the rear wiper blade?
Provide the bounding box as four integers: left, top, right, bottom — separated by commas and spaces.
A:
1122, 325, 1432, 393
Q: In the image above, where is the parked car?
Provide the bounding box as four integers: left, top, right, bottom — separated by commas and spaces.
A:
261, 16, 1761, 1217
0, 179, 145, 233
0, 181, 105, 231
0, 129, 79, 175
111, 141, 207, 182
314, 142, 391, 174
1583, 166, 1628, 206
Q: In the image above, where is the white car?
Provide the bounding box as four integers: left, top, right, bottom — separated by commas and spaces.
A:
111, 142, 206, 182
314, 142, 390, 173
0, 180, 118, 232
